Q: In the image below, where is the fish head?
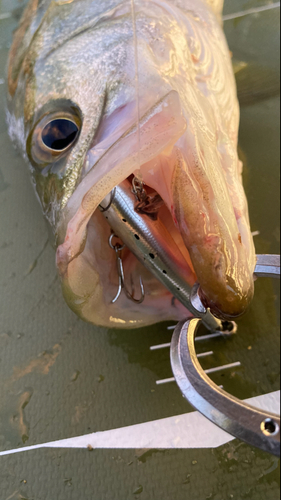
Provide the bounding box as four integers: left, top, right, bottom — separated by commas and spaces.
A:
7, 0, 255, 327
7, 0, 140, 224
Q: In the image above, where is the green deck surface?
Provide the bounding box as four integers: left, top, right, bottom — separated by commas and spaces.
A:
0, 1, 280, 499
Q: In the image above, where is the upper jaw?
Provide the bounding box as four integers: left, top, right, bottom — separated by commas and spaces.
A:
56, 90, 186, 268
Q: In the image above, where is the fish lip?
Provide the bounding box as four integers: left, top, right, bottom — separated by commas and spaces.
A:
198, 285, 252, 320
170, 127, 256, 319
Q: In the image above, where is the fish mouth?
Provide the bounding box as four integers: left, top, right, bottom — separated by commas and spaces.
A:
56, 90, 255, 327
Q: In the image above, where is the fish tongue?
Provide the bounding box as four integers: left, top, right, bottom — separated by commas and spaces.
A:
171, 145, 254, 319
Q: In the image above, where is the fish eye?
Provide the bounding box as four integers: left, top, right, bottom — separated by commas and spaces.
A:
28, 111, 81, 167
41, 118, 79, 151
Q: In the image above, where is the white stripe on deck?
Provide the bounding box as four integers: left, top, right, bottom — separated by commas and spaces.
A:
0, 391, 279, 456
156, 361, 241, 385
223, 2, 280, 21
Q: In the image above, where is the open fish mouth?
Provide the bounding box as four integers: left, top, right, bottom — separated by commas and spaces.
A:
56, 91, 255, 328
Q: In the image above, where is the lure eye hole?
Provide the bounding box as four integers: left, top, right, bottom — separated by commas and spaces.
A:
41, 119, 79, 151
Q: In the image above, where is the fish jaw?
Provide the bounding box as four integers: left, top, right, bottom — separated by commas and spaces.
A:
6, 0, 256, 327
169, 86, 256, 319
56, 91, 194, 328
56, 89, 255, 328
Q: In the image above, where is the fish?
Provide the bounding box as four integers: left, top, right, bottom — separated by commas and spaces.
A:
6, 0, 256, 328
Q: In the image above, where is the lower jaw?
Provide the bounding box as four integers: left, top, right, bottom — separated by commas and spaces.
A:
64, 204, 194, 328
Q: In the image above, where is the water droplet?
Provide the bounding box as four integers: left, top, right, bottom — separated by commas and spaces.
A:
70, 370, 80, 382
133, 485, 143, 495
183, 474, 191, 484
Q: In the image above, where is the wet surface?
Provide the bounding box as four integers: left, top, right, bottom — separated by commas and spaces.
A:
0, 0, 280, 499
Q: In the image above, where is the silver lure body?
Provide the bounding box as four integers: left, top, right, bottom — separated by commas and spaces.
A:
99, 181, 224, 332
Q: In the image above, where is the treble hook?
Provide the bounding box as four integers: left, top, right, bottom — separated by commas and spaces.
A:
109, 234, 145, 304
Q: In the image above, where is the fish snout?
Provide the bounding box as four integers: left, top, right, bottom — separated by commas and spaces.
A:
197, 268, 255, 321
172, 143, 255, 320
